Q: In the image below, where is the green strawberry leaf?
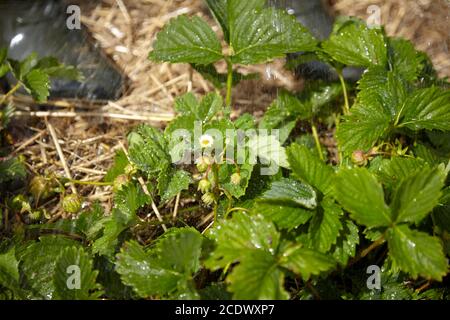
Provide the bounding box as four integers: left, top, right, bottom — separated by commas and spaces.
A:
390, 166, 445, 224
0, 248, 20, 293
258, 177, 317, 209
227, 250, 289, 300
128, 125, 170, 175
387, 225, 448, 281
35, 56, 84, 81
400, 87, 450, 131
322, 18, 387, 68
230, 6, 317, 64
387, 37, 424, 82
205, 213, 279, 269
53, 247, 102, 300
306, 197, 343, 253
255, 177, 315, 230
279, 242, 336, 281
20, 236, 81, 299
149, 15, 223, 65
287, 143, 335, 196
336, 101, 391, 154
114, 182, 151, 223
157, 167, 192, 203
23, 69, 50, 102
331, 220, 360, 266
335, 167, 392, 228
116, 228, 203, 298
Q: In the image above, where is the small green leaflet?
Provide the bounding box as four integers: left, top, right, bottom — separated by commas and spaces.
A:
248, 133, 290, 172
20, 236, 81, 299
114, 182, 151, 223
387, 37, 424, 82
116, 228, 203, 299
34, 56, 84, 81
157, 166, 192, 203
0, 248, 20, 293
287, 143, 334, 196
0, 47, 9, 77
331, 220, 359, 266
255, 178, 315, 230
206, 213, 335, 299
53, 247, 102, 300
227, 250, 289, 300
278, 242, 336, 280
149, 15, 223, 65
306, 197, 343, 253
23, 69, 50, 103
258, 177, 317, 209
390, 166, 445, 224
357, 66, 407, 118
0, 157, 27, 183
205, 213, 280, 269
387, 225, 448, 281
334, 167, 392, 228
229, 6, 317, 64
336, 101, 391, 154
400, 87, 450, 131
259, 91, 311, 144
371, 157, 425, 191
128, 124, 170, 174
322, 18, 387, 68
103, 150, 129, 183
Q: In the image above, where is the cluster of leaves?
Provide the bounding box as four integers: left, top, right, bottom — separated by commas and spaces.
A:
0, 48, 83, 185
1, 0, 449, 300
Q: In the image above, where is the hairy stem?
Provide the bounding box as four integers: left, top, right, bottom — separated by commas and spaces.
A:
0, 82, 22, 105
66, 179, 112, 187
337, 70, 350, 115
225, 58, 233, 109
311, 123, 324, 161
212, 163, 220, 224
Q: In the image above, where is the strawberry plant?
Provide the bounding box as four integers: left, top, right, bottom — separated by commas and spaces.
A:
1, 0, 449, 300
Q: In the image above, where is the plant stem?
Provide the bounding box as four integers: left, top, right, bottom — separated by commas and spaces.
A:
0, 82, 22, 105
360, 235, 385, 258
311, 123, 324, 161
337, 70, 350, 115
66, 179, 112, 187
212, 163, 220, 224
225, 58, 233, 108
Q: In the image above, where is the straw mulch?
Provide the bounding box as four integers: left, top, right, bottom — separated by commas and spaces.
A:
11, 0, 450, 217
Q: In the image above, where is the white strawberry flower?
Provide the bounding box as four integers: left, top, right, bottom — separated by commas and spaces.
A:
199, 134, 214, 148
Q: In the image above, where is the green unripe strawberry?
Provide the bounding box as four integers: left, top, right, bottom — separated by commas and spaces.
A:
201, 192, 215, 206
230, 172, 241, 185
124, 163, 137, 176
196, 156, 212, 173
113, 174, 129, 192
198, 179, 212, 193
29, 175, 53, 201
351, 150, 368, 166
62, 194, 82, 213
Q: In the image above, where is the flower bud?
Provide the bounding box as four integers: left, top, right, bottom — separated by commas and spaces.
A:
29, 175, 52, 201
113, 174, 129, 192
198, 179, 212, 193
351, 150, 368, 166
196, 156, 211, 173
124, 163, 137, 176
201, 192, 215, 206
230, 172, 241, 185
29, 210, 42, 221
62, 194, 82, 214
